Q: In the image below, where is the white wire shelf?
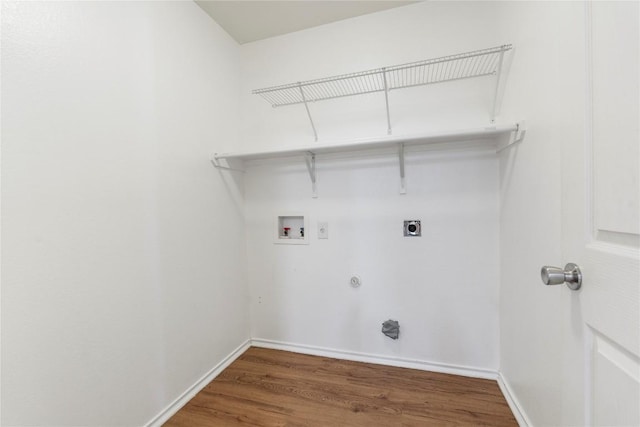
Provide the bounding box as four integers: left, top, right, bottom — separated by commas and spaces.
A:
254, 45, 511, 107
212, 123, 526, 198
214, 125, 516, 162
252, 45, 513, 140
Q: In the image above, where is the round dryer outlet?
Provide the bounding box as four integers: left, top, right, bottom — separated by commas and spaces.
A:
404, 220, 421, 237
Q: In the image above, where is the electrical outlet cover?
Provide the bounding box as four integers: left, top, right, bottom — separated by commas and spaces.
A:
318, 222, 328, 239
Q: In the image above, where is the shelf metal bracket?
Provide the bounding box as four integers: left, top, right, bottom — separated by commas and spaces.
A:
490, 50, 506, 123
399, 143, 406, 194
209, 153, 245, 172
382, 68, 392, 135
299, 83, 318, 142
305, 152, 318, 198
496, 121, 527, 153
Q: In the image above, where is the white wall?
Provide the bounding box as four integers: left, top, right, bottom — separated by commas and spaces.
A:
497, 2, 585, 426
240, 3, 592, 425
1, 2, 249, 425
245, 149, 501, 371
240, 2, 504, 372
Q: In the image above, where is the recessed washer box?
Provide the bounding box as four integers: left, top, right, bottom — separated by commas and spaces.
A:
275, 214, 309, 245
404, 220, 421, 237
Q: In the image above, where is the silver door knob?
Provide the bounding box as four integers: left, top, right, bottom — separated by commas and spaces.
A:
541, 263, 582, 290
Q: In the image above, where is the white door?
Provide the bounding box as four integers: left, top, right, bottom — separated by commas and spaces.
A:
559, 2, 640, 426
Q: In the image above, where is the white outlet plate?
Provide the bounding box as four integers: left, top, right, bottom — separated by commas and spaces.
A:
318, 222, 328, 239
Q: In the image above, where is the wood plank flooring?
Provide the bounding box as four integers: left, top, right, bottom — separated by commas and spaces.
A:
165, 347, 517, 426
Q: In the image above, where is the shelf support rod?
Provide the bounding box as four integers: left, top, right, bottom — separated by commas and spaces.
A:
298, 83, 318, 142
382, 68, 392, 135
209, 154, 245, 172
305, 152, 318, 198
496, 121, 527, 153
490, 50, 506, 123
399, 143, 406, 194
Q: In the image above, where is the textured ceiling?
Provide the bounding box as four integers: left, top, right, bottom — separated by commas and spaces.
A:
195, 1, 419, 44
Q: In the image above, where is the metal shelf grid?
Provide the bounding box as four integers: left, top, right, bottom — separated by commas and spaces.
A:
253, 45, 512, 108
252, 44, 512, 142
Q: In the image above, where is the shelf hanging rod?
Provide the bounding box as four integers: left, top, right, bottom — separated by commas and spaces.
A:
383, 68, 392, 135
298, 83, 318, 141
490, 49, 506, 123
399, 143, 406, 195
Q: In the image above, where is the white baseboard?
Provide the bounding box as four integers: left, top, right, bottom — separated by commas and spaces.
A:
144, 339, 251, 427
497, 372, 531, 427
251, 338, 497, 380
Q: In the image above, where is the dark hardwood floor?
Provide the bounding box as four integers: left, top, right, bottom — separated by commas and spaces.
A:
165, 347, 517, 426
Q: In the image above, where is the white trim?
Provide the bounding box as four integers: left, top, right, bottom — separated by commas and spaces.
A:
251, 338, 497, 380
497, 372, 532, 427
144, 339, 251, 427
